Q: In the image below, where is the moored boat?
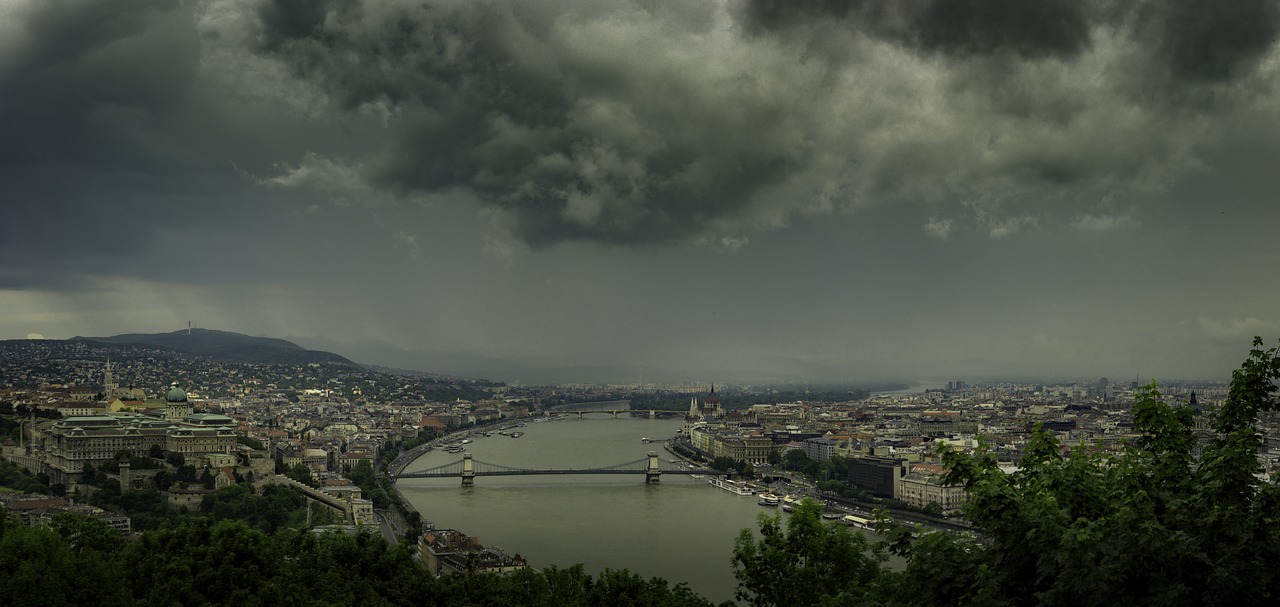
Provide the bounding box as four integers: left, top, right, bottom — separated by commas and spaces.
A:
709, 477, 755, 496
840, 514, 873, 529
757, 493, 780, 507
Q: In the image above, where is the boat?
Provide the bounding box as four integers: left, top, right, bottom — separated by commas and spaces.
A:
840, 514, 873, 529
690, 474, 705, 479
509, 431, 524, 438
641, 437, 652, 443
708, 477, 755, 496
757, 493, 780, 507
460, 438, 473, 444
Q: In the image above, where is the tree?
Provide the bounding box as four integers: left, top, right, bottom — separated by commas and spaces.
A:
47, 512, 125, 555
727, 340, 1280, 607
921, 340, 1280, 607
0, 514, 130, 606
286, 463, 315, 487
732, 499, 887, 607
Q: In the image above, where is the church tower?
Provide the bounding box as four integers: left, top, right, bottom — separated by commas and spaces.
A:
103, 358, 118, 396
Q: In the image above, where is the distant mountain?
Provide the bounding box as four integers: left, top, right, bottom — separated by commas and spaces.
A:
72, 329, 356, 366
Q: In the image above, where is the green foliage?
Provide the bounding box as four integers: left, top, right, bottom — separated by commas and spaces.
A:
733, 499, 887, 607
781, 451, 850, 483
710, 457, 754, 477
345, 460, 392, 508
728, 340, 1280, 607
202, 484, 304, 534
924, 341, 1280, 607
237, 435, 265, 450
48, 512, 125, 555
2, 512, 724, 607
0, 458, 49, 493
287, 463, 315, 487
433, 563, 724, 607
0, 514, 131, 606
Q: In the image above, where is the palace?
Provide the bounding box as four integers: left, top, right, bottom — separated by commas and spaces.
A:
34, 386, 237, 486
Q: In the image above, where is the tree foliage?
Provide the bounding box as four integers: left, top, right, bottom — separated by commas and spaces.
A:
733, 339, 1280, 607
733, 500, 887, 606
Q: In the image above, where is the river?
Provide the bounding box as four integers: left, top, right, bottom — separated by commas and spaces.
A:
395, 415, 770, 604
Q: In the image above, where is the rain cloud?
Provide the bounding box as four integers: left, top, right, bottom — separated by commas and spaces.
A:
242, 0, 1280, 247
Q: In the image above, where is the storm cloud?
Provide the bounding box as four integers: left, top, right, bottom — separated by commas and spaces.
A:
3, 0, 1280, 381
242, 0, 1280, 247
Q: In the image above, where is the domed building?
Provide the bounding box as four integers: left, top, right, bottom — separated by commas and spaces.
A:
687, 385, 725, 421
165, 385, 193, 420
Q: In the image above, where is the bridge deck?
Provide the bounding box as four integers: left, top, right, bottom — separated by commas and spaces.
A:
397, 468, 719, 479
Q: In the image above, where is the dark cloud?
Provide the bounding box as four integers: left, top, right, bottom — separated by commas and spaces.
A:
252, 0, 807, 246
912, 0, 1092, 59
244, 0, 1280, 250
740, 0, 1093, 59
0, 1, 206, 288
1154, 0, 1280, 82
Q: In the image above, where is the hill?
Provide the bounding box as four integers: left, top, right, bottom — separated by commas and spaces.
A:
72, 329, 356, 366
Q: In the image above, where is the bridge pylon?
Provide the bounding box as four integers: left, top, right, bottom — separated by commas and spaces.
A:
646, 451, 661, 484
462, 452, 475, 487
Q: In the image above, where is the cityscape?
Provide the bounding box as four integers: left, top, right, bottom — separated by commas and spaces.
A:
2, 330, 1276, 603
4, 0, 1280, 605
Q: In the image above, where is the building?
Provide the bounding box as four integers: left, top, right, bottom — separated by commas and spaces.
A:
802, 437, 838, 462
36, 405, 238, 486
419, 529, 527, 576
164, 386, 194, 420
896, 467, 967, 513
847, 456, 909, 499
687, 385, 725, 422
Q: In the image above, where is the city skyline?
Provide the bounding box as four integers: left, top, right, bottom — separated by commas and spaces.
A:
4, 1, 1279, 383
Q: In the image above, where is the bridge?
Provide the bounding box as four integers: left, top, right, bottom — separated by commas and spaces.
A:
544, 409, 686, 419
394, 451, 721, 486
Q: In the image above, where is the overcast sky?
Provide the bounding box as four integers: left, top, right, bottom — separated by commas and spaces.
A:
3, 0, 1279, 384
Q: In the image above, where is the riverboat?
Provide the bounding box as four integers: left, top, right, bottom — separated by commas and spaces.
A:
708, 477, 755, 496
840, 514, 873, 529
509, 431, 524, 438
757, 493, 780, 507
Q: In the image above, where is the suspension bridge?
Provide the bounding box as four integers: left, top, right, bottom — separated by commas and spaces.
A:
542, 409, 687, 419
393, 451, 722, 486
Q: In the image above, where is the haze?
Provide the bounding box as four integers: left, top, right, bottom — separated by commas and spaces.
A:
3, 0, 1279, 383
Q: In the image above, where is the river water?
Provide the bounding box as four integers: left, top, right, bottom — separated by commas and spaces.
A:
395, 415, 769, 604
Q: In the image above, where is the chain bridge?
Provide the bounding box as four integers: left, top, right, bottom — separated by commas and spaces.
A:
394, 451, 721, 486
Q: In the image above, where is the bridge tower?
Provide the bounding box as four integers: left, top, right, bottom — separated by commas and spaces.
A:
462, 453, 475, 487
645, 451, 661, 484
649, 409, 656, 419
